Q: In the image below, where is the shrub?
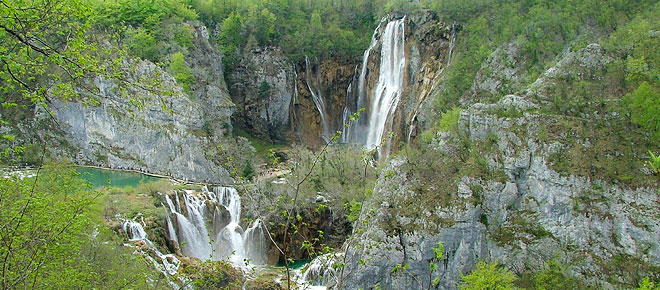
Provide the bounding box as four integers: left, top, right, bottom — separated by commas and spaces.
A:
458, 261, 517, 290
439, 107, 462, 133
628, 82, 660, 138
169, 52, 194, 94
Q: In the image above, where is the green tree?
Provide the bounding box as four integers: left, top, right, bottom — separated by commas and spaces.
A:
253, 8, 277, 46
458, 261, 517, 290
638, 277, 660, 290
534, 258, 582, 290
1, 163, 92, 288
218, 11, 245, 73
0, 162, 156, 288
627, 82, 660, 138
258, 80, 272, 99
169, 52, 194, 94
125, 27, 159, 61
649, 151, 660, 180
175, 24, 194, 48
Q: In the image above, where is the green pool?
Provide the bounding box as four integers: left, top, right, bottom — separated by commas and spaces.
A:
76, 167, 161, 188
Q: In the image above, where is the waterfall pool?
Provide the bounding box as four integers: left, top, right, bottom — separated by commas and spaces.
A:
276, 259, 312, 270
76, 167, 161, 188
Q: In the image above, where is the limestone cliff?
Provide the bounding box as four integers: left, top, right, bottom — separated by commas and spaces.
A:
49, 22, 235, 183
228, 47, 296, 143
227, 11, 452, 152
339, 44, 660, 289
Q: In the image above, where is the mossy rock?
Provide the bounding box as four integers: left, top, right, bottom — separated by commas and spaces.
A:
244, 272, 284, 290
181, 259, 245, 289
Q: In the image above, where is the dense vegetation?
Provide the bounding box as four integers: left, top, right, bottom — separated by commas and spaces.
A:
0, 163, 159, 289
2, 0, 660, 288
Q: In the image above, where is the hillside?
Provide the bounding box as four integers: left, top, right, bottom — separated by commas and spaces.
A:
1, 0, 659, 289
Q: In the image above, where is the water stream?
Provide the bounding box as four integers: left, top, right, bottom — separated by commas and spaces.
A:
305, 56, 331, 143
364, 17, 406, 150
163, 186, 268, 265
343, 17, 406, 153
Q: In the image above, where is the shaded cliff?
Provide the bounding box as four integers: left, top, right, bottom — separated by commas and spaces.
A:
227, 11, 451, 152
48, 22, 236, 183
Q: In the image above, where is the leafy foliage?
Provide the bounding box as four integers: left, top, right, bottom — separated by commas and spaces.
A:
533, 258, 584, 290
0, 163, 155, 288
638, 277, 660, 290
627, 82, 660, 138
458, 261, 517, 290
169, 52, 194, 94
438, 107, 462, 133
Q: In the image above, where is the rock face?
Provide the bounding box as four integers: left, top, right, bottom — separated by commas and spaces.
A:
226, 12, 451, 150
340, 11, 451, 153
339, 44, 660, 289
50, 22, 235, 183
341, 99, 660, 289
229, 49, 357, 147
228, 47, 296, 143
295, 57, 357, 147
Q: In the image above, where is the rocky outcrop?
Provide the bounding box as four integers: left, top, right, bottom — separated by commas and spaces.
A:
464, 41, 530, 103
295, 57, 357, 147
341, 95, 660, 289
226, 12, 452, 150
400, 12, 453, 146
340, 44, 660, 289
229, 49, 357, 147
50, 22, 235, 183
229, 47, 296, 143
186, 21, 237, 138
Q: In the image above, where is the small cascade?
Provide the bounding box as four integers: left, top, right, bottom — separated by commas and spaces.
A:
407, 110, 419, 146
447, 23, 457, 66
121, 217, 182, 287
292, 68, 304, 143
364, 17, 406, 150
123, 218, 149, 242
341, 106, 351, 143
163, 186, 268, 265
341, 64, 361, 143
304, 56, 330, 143
243, 219, 269, 265
296, 253, 343, 289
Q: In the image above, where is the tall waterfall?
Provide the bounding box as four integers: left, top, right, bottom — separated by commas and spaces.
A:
343, 17, 406, 151
163, 186, 268, 265
305, 56, 331, 143
365, 18, 406, 150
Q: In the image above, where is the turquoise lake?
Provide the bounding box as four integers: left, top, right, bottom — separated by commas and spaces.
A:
76, 167, 161, 188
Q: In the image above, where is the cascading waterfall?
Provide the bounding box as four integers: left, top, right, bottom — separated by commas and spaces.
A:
341, 83, 353, 143
407, 110, 419, 146
343, 21, 383, 144
121, 217, 182, 288
163, 186, 268, 265
292, 68, 304, 143
305, 56, 331, 143
342, 17, 406, 152
364, 17, 406, 150
295, 252, 343, 289
447, 23, 457, 66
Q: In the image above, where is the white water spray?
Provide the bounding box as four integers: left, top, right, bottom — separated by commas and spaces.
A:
305, 56, 331, 143
364, 18, 406, 150
121, 217, 182, 287
163, 186, 268, 265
